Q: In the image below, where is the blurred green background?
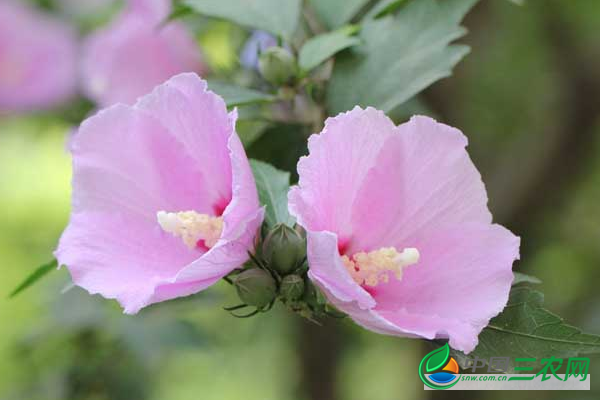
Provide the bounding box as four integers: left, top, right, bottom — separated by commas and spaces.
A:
2, 1, 600, 399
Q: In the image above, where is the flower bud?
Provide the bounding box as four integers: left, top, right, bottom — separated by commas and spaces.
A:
262, 224, 306, 275
234, 268, 277, 309
280, 274, 304, 301
301, 276, 326, 308
258, 47, 296, 85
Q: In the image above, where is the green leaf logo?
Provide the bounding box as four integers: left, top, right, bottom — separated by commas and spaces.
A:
418, 343, 460, 390
425, 344, 450, 372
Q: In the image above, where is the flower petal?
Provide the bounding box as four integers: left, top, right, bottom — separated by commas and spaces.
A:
55, 211, 200, 314
70, 103, 212, 219
311, 282, 421, 338
371, 223, 519, 352
350, 115, 492, 252
288, 107, 396, 249
136, 73, 233, 210
306, 230, 375, 309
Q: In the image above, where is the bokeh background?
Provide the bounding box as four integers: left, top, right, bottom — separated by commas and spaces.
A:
1, 0, 600, 399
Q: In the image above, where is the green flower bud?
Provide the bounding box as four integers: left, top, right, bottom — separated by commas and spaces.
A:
234, 268, 277, 309
258, 47, 296, 85
262, 224, 306, 275
301, 276, 326, 307
280, 274, 304, 301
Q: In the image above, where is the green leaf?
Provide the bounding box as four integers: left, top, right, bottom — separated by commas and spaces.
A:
308, 0, 370, 29
452, 286, 600, 372
207, 81, 275, 108
9, 259, 58, 298
327, 0, 478, 114
425, 343, 450, 372
184, 0, 301, 40
250, 159, 295, 228
298, 25, 361, 72
513, 271, 542, 285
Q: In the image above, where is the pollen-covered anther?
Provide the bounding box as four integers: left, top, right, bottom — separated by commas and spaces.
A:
157, 211, 223, 250
341, 247, 420, 287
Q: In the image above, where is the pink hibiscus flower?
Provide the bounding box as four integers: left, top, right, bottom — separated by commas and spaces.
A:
81, 0, 207, 107
288, 107, 520, 352
56, 73, 264, 314
0, 0, 77, 112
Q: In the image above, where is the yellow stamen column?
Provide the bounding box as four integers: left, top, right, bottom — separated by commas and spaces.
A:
157, 211, 223, 249
341, 247, 420, 287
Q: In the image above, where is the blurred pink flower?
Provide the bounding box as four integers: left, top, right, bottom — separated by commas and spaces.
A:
288, 107, 520, 352
0, 0, 77, 112
82, 0, 207, 107
56, 73, 263, 313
